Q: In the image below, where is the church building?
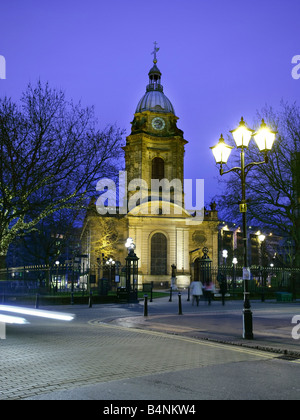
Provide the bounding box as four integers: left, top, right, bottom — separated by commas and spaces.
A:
81, 46, 219, 288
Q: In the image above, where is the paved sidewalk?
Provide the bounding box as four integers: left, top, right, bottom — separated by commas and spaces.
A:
1, 295, 300, 400
112, 292, 300, 357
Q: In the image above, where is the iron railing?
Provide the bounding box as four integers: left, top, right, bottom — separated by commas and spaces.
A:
0, 264, 299, 301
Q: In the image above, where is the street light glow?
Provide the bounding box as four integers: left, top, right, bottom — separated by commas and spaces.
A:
222, 249, 228, 258
210, 134, 233, 165
256, 230, 266, 242
230, 117, 254, 149
125, 237, 135, 250
253, 119, 277, 152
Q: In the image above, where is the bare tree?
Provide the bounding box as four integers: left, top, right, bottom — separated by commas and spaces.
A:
81, 203, 125, 266
10, 208, 82, 267
0, 81, 124, 267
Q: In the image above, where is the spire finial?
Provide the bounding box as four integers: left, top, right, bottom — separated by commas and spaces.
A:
151, 41, 159, 64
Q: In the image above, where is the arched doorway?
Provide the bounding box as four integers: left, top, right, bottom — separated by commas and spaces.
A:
151, 233, 167, 275
194, 258, 201, 282
193, 255, 212, 285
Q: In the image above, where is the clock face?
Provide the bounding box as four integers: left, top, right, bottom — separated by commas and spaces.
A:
152, 117, 165, 131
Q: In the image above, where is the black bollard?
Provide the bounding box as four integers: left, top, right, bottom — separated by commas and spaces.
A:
88, 291, 93, 308
221, 292, 225, 306
35, 293, 40, 309
144, 294, 148, 317
178, 292, 183, 315
187, 287, 190, 302
169, 287, 173, 302
71, 291, 74, 305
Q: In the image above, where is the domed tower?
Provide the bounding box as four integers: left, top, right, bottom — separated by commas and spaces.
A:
135, 62, 175, 115
123, 43, 188, 207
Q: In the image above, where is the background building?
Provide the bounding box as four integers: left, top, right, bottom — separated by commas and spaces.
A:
218, 221, 284, 268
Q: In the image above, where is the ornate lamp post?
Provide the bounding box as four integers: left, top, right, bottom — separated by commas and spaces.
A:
256, 232, 266, 302
222, 249, 228, 282
232, 257, 238, 291
106, 258, 115, 292
55, 260, 60, 293
199, 247, 212, 286
125, 238, 139, 303
210, 117, 276, 339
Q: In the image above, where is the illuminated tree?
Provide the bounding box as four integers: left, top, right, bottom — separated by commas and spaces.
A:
0, 81, 124, 267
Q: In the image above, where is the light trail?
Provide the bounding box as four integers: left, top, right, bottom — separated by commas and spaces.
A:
0, 305, 75, 322
0, 314, 28, 324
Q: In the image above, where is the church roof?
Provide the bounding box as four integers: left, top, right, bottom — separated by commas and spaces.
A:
135, 90, 175, 114
135, 44, 175, 115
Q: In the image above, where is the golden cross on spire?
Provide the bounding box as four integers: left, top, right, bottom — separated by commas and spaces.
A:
151, 41, 159, 64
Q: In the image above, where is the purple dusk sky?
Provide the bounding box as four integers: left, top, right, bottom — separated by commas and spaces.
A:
0, 0, 299, 205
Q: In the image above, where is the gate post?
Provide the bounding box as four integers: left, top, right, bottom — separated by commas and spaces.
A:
199, 247, 212, 286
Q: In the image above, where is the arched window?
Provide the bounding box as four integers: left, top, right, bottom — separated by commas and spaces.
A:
152, 157, 164, 181
151, 233, 167, 275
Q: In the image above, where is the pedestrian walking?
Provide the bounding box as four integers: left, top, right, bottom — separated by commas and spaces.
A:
189, 280, 203, 306
219, 274, 227, 306
204, 281, 215, 305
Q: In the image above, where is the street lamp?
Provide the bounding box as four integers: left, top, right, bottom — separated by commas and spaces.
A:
210, 134, 233, 166
55, 260, 60, 292
232, 257, 238, 290
106, 258, 115, 267
222, 249, 228, 262
210, 117, 276, 339
125, 238, 139, 303
106, 258, 115, 292
230, 117, 254, 148
258, 233, 266, 243
125, 237, 135, 251
256, 232, 266, 302
253, 119, 277, 154
256, 230, 266, 264
222, 248, 228, 283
